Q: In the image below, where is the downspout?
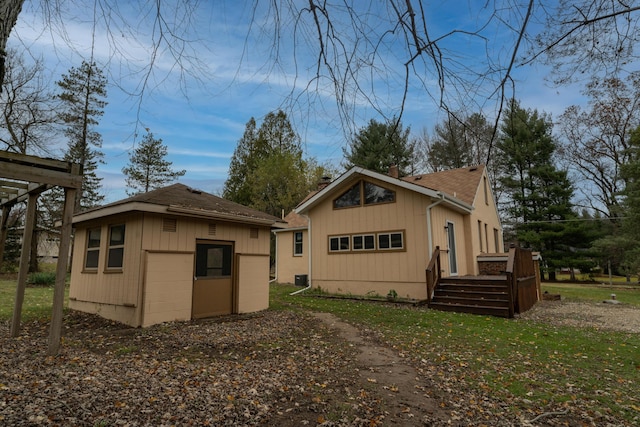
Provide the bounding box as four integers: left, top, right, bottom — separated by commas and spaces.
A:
290, 214, 311, 295
269, 229, 278, 283
426, 194, 445, 258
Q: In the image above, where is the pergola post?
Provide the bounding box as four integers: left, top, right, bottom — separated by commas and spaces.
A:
10, 192, 38, 337
47, 186, 76, 356
0, 204, 11, 270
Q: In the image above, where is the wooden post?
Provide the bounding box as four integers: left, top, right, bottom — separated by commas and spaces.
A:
48, 187, 76, 356
0, 204, 11, 270
10, 192, 38, 337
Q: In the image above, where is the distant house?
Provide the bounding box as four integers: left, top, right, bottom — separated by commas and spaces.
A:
274, 165, 504, 300
68, 184, 284, 327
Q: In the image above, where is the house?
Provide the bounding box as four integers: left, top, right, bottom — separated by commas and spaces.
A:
68, 183, 284, 327
274, 165, 504, 300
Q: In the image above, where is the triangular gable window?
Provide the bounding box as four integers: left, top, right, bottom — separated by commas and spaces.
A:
333, 180, 395, 209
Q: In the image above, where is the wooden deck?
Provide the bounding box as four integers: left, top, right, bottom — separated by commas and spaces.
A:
422, 247, 539, 318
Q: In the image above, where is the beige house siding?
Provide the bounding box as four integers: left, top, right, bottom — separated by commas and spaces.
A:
142, 251, 194, 327
69, 212, 272, 327
274, 228, 308, 284
308, 178, 437, 299
69, 213, 144, 309
236, 254, 270, 313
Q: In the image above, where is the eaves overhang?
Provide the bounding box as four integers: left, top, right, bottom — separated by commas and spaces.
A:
73, 202, 283, 227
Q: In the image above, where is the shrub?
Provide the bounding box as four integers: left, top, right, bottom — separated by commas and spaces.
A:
27, 271, 57, 287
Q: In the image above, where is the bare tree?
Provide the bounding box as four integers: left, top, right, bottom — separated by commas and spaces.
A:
531, 0, 640, 85
0, 48, 56, 155
3, 0, 640, 154
559, 73, 640, 220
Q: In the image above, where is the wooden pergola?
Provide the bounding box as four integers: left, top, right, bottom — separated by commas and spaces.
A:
0, 151, 82, 356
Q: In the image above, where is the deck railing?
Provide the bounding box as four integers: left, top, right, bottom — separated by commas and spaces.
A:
424, 246, 441, 306
505, 245, 538, 316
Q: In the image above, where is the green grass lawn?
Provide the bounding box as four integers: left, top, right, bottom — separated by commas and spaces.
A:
3, 276, 639, 423
271, 283, 640, 423
0, 279, 67, 322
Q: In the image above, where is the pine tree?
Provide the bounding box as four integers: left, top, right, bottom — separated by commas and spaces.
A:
342, 117, 414, 176
56, 60, 108, 211
497, 99, 585, 275
122, 131, 186, 196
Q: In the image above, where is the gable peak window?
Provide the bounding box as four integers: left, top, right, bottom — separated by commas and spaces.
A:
333, 180, 395, 209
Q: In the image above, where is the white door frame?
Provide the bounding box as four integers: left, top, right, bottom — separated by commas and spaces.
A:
446, 220, 458, 276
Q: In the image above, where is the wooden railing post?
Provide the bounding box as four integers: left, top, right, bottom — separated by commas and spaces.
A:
425, 246, 441, 306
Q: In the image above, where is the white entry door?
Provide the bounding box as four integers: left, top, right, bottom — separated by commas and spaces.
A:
446, 221, 458, 276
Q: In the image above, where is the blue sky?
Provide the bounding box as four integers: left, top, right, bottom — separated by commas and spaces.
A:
9, 1, 586, 203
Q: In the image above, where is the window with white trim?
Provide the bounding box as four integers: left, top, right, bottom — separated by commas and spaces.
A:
329, 236, 350, 252
293, 231, 303, 256
378, 232, 404, 250
352, 234, 375, 251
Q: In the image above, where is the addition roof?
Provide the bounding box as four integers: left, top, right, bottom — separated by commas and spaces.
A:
401, 164, 485, 206
72, 183, 286, 227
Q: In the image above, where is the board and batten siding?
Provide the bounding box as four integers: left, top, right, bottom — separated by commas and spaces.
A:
69, 211, 272, 326
139, 213, 270, 255
69, 213, 144, 306
308, 178, 433, 299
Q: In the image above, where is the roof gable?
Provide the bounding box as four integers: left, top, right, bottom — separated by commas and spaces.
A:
73, 183, 284, 226
401, 165, 485, 206
295, 166, 475, 214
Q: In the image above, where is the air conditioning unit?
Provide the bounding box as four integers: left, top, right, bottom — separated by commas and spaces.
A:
294, 274, 308, 286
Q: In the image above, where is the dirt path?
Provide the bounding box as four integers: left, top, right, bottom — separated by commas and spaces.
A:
311, 312, 450, 425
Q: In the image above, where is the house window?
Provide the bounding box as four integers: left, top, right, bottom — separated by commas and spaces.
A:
377, 232, 404, 250
333, 183, 361, 208
483, 176, 489, 205
195, 243, 232, 277
484, 223, 489, 252
329, 236, 350, 252
364, 182, 395, 205
494, 228, 501, 252
478, 220, 483, 252
84, 227, 101, 270
106, 224, 125, 269
352, 234, 375, 251
333, 180, 396, 209
294, 231, 303, 256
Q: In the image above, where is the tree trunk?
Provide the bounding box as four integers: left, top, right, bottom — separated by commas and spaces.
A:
0, 0, 26, 89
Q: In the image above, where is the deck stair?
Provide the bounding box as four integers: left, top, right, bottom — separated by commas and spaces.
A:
423, 245, 539, 318
429, 276, 510, 317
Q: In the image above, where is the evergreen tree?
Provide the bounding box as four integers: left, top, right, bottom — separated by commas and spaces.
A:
122, 131, 186, 196
342, 117, 414, 176
223, 111, 301, 207
427, 113, 474, 171
223, 110, 324, 217
56, 60, 108, 211
497, 99, 583, 275
619, 126, 640, 272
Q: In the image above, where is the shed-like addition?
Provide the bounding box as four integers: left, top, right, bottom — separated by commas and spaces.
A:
68, 184, 283, 327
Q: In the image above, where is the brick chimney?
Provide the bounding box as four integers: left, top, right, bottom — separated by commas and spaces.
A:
317, 176, 332, 190
388, 164, 399, 179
